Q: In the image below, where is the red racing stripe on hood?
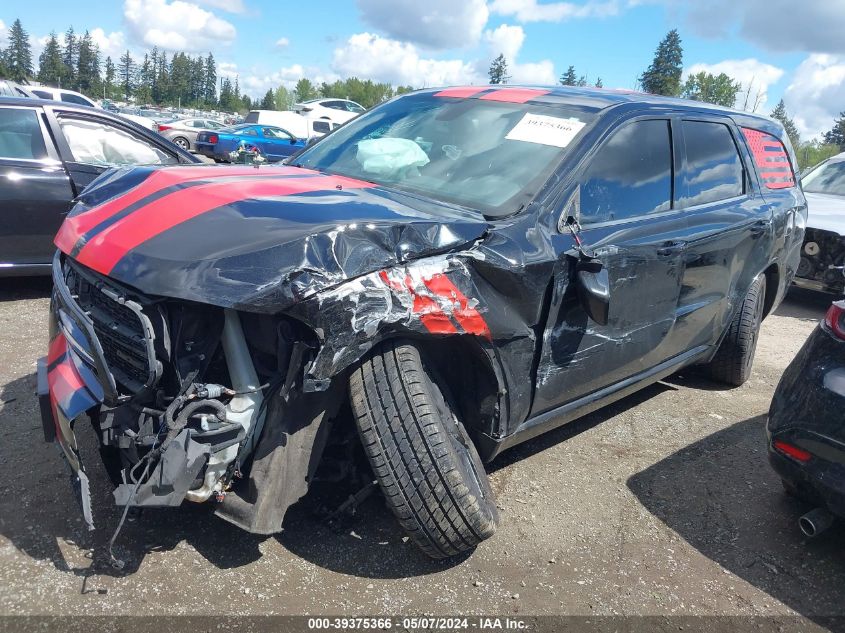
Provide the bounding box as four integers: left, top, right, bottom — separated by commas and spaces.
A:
478, 88, 550, 103
74, 174, 372, 274
55, 165, 313, 254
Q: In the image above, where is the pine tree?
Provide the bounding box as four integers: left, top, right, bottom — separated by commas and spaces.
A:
119, 49, 135, 100
37, 32, 65, 86
204, 53, 217, 105
260, 89, 275, 110
3, 19, 34, 82
76, 31, 100, 94
639, 29, 683, 96
488, 53, 509, 84
595, 77, 603, 88
104, 56, 116, 100
62, 27, 78, 87
559, 66, 577, 86
823, 112, 845, 151
770, 99, 801, 150
219, 76, 236, 111
135, 53, 152, 104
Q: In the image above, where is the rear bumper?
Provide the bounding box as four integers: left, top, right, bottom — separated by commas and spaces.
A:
768, 324, 845, 517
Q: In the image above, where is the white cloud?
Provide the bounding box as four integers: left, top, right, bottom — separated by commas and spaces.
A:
658, 0, 845, 55
0, 20, 7, 48
225, 62, 339, 97
123, 0, 236, 52
331, 32, 481, 87
783, 54, 845, 140
482, 24, 557, 84
90, 28, 127, 60
490, 0, 620, 22
684, 58, 784, 110
194, 0, 246, 13
275, 37, 290, 48
356, 0, 489, 49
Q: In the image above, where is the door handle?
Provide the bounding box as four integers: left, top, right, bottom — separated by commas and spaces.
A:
750, 219, 772, 236
657, 240, 686, 257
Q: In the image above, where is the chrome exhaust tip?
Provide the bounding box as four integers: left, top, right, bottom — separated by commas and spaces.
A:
799, 507, 835, 538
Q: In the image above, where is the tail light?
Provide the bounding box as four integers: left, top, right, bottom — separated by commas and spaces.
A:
208, 134, 219, 144
824, 301, 845, 340
157, 124, 171, 132
773, 440, 812, 463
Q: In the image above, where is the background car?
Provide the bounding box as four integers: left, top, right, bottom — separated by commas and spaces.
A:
0, 96, 199, 275
157, 118, 226, 151
0, 80, 36, 98
794, 152, 845, 295
768, 299, 845, 537
293, 98, 365, 124
29, 87, 100, 108
244, 109, 337, 139
195, 123, 305, 162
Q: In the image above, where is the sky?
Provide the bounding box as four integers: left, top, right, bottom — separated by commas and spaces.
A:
2, 0, 844, 139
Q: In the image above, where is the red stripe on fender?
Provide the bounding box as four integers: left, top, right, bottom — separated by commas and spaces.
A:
422, 273, 491, 339
75, 174, 371, 274
433, 86, 486, 99
54, 165, 310, 254
48, 333, 67, 365
377, 271, 458, 335
478, 88, 550, 103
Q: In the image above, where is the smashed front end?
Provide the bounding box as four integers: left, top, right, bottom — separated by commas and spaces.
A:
40, 252, 344, 534
795, 227, 845, 295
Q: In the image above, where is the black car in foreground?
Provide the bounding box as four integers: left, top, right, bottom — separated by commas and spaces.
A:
768, 299, 845, 537
0, 97, 197, 275
39, 85, 806, 560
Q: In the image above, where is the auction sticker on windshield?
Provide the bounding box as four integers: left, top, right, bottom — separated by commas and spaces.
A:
506, 113, 586, 148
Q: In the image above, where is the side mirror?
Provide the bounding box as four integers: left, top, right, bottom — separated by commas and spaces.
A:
576, 257, 610, 326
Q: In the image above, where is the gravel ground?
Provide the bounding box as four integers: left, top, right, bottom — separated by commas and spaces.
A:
0, 279, 843, 627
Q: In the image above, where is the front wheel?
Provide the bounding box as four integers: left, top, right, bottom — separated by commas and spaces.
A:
706, 275, 766, 386
172, 136, 190, 151
349, 339, 499, 558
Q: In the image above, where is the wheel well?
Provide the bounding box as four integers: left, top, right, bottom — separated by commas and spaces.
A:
762, 263, 780, 318
402, 336, 501, 439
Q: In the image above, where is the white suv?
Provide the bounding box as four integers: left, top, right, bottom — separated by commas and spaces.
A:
293, 98, 365, 125
30, 87, 100, 108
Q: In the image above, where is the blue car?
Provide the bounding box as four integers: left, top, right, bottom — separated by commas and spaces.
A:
195, 124, 305, 163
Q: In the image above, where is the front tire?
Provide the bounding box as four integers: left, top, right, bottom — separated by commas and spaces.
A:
172, 136, 190, 150
707, 275, 766, 386
349, 339, 498, 558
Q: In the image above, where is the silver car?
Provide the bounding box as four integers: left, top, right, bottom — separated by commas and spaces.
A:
157, 118, 226, 151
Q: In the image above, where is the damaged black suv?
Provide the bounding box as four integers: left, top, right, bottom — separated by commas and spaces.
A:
40, 85, 806, 559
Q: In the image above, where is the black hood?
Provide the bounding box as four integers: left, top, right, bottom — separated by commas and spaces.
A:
55, 164, 488, 312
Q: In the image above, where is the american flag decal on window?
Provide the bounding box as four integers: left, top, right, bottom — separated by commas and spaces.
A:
741, 128, 795, 190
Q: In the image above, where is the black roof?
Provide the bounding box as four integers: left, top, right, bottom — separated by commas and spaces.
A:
417, 85, 783, 134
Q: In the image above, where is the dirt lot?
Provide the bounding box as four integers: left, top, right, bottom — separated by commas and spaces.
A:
0, 279, 843, 627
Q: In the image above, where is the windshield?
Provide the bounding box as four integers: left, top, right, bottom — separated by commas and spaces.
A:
292, 92, 594, 217
803, 159, 845, 196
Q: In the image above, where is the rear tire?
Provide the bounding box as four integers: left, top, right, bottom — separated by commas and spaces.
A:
707, 275, 766, 386
349, 339, 498, 559
172, 136, 190, 150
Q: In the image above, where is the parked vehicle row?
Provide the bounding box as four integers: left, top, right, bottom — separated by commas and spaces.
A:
195, 123, 306, 162
36, 85, 806, 559
0, 97, 198, 274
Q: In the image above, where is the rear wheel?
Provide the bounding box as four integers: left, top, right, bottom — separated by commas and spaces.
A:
349, 339, 499, 558
707, 275, 766, 386
172, 136, 190, 151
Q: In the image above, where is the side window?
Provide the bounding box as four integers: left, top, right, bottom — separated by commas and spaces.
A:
580, 119, 673, 223
312, 120, 331, 134
58, 117, 177, 166
680, 120, 744, 207
262, 127, 291, 139
0, 108, 48, 160
32, 89, 53, 100
240, 127, 258, 137
741, 127, 796, 190
61, 93, 94, 107
326, 101, 345, 110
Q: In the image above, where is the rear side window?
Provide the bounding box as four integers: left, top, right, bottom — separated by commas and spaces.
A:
32, 89, 52, 99
741, 128, 795, 190
680, 121, 744, 207
0, 108, 47, 160
313, 120, 331, 134
580, 119, 673, 223
60, 93, 94, 107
